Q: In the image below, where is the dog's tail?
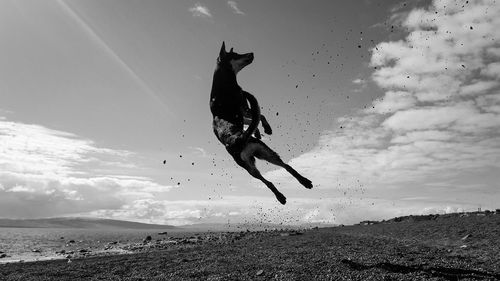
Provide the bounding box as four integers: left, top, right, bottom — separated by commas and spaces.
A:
241, 92, 261, 142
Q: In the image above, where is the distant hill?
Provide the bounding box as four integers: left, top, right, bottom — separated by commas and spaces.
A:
0, 217, 176, 229
358, 209, 500, 225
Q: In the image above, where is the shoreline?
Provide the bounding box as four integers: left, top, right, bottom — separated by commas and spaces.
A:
0, 228, 306, 266
0, 248, 134, 265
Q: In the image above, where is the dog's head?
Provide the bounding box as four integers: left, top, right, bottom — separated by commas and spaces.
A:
217, 41, 254, 74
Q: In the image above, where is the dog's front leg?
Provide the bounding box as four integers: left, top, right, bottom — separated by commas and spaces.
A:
259, 114, 272, 135
243, 107, 262, 139
240, 91, 261, 142
242, 91, 271, 136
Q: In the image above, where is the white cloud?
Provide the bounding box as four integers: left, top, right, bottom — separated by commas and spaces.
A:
351, 78, 368, 92
481, 62, 500, 78
476, 93, 500, 113
382, 102, 476, 131
189, 146, 209, 158
0, 119, 129, 176
369, 91, 416, 114
391, 130, 453, 144
352, 78, 365, 85
263, 0, 500, 216
2, 115, 491, 225
189, 3, 212, 18
78, 195, 485, 226
460, 80, 499, 96
0, 117, 171, 218
6, 185, 36, 193
227, 1, 244, 15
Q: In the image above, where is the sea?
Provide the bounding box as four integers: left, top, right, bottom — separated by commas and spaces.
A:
0, 227, 194, 264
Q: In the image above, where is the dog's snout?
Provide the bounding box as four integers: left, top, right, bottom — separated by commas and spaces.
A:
247, 53, 254, 62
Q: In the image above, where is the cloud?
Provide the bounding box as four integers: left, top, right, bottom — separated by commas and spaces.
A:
352, 78, 365, 85
0, 117, 171, 218
1, 115, 490, 225
481, 62, 500, 77
189, 3, 212, 18
78, 195, 481, 226
189, 146, 209, 158
263, 0, 500, 217
459, 80, 499, 96
227, 1, 244, 15
368, 91, 416, 114
382, 102, 477, 131
352, 78, 369, 93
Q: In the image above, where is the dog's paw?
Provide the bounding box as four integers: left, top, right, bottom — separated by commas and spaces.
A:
299, 177, 313, 189
275, 192, 287, 205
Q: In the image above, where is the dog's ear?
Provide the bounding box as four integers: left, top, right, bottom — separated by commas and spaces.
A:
219, 41, 227, 58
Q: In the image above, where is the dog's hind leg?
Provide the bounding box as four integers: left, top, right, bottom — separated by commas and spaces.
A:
253, 140, 313, 189
234, 146, 286, 204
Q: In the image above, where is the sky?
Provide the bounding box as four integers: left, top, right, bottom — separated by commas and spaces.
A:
1, 0, 499, 226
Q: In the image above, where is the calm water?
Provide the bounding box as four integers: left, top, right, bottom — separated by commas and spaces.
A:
0, 228, 192, 263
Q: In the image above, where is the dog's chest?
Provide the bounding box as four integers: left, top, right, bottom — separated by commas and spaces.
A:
212, 116, 242, 147
210, 91, 245, 123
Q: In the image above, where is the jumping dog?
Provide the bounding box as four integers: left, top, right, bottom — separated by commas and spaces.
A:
209, 42, 313, 204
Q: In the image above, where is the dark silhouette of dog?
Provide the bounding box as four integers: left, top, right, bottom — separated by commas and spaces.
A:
210, 42, 312, 204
